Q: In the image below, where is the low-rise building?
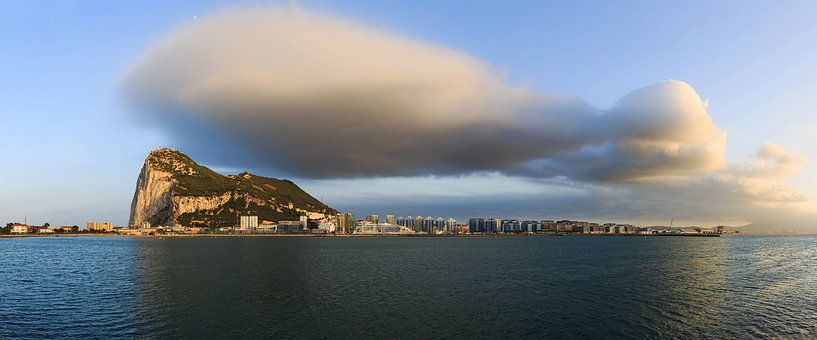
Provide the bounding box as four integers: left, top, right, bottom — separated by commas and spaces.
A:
540, 220, 557, 232
317, 220, 336, 233
10, 223, 29, 234
638, 227, 658, 235
353, 222, 415, 235
116, 228, 143, 236
556, 220, 576, 233
256, 224, 277, 233
617, 224, 637, 234
675, 227, 700, 234
277, 220, 307, 233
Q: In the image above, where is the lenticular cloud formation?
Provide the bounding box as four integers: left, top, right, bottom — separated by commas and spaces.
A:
123, 7, 726, 181
122, 7, 817, 230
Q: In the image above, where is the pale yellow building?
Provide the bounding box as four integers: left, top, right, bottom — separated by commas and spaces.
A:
86, 221, 113, 232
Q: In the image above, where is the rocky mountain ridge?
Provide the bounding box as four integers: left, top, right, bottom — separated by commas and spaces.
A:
128, 148, 335, 228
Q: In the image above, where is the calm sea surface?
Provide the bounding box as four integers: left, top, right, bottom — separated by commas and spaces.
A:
1, 235, 816, 339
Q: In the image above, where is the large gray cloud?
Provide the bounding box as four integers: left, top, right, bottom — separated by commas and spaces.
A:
317, 143, 815, 231
121, 7, 816, 230
123, 8, 726, 181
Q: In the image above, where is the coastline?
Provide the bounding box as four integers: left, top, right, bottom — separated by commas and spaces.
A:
0, 232, 733, 239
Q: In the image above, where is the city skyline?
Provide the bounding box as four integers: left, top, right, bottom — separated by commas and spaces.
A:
3, 1, 817, 231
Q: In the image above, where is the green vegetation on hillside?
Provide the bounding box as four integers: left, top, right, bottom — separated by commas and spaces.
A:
146, 149, 335, 227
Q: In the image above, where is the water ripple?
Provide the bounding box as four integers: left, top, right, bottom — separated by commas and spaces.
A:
1, 235, 816, 338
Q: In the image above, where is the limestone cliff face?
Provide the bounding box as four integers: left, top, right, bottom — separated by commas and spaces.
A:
172, 192, 232, 217
128, 163, 174, 227
128, 148, 335, 228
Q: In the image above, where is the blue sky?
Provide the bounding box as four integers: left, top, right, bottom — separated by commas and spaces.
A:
2, 1, 817, 228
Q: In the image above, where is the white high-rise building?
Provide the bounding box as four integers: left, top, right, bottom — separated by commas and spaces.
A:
240, 215, 258, 230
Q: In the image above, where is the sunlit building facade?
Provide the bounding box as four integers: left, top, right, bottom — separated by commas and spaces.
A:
239, 215, 258, 230
86, 221, 113, 232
